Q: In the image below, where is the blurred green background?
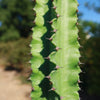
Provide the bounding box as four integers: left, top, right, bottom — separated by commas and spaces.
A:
0, 0, 35, 79
0, 0, 100, 100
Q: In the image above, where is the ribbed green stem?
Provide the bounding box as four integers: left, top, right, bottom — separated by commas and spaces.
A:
49, 0, 81, 99
30, 0, 48, 99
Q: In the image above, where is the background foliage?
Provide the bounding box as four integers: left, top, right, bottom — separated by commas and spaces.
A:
0, 0, 34, 78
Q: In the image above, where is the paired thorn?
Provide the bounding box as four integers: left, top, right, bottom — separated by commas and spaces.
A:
77, 37, 81, 40
78, 80, 83, 84
49, 82, 52, 85
55, 47, 61, 51
27, 77, 31, 81
46, 37, 53, 41
76, 9, 79, 13
52, 6, 57, 10
32, 21, 35, 24
44, 56, 50, 60
47, 20, 53, 24
56, 14, 60, 18
51, 87, 56, 91
32, 8, 35, 11
80, 45, 83, 48
60, 96, 64, 99
79, 55, 82, 58
78, 61, 85, 65
55, 65, 60, 70
80, 71, 85, 74
45, 76, 51, 79
79, 88, 84, 92
51, 29, 57, 33
49, 87, 55, 91
31, 28, 33, 31
55, 65, 63, 70
34, 13, 36, 17
55, 65, 60, 69
76, 22, 79, 26
28, 44, 31, 48
28, 61, 31, 64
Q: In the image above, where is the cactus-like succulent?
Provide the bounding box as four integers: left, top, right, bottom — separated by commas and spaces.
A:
30, 0, 81, 100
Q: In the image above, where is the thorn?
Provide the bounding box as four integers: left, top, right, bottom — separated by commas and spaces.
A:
78, 80, 83, 84
32, 8, 35, 11
47, 20, 53, 24
27, 77, 31, 81
53, 29, 57, 33
27, 61, 31, 64
80, 45, 83, 48
77, 37, 81, 40
33, 21, 35, 24
78, 30, 80, 33
52, 6, 57, 10
34, 13, 36, 16
55, 65, 60, 69
78, 61, 85, 65
51, 29, 57, 33
79, 88, 84, 92
56, 14, 60, 18
80, 71, 85, 74
76, 9, 79, 13
55, 66, 63, 70
79, 55, 83, 58
28, 44, 32, 48
49, 87, 55, 91
49, 82, 52, 85
45, 76, 51, 79
46, 37, 53, 41
44, 56, 50, 60
51, 87, 56, 91
60, 96, 64, 99
55, 47, 61, 51
28, 61, 31, 64
76, 22, 79, 25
